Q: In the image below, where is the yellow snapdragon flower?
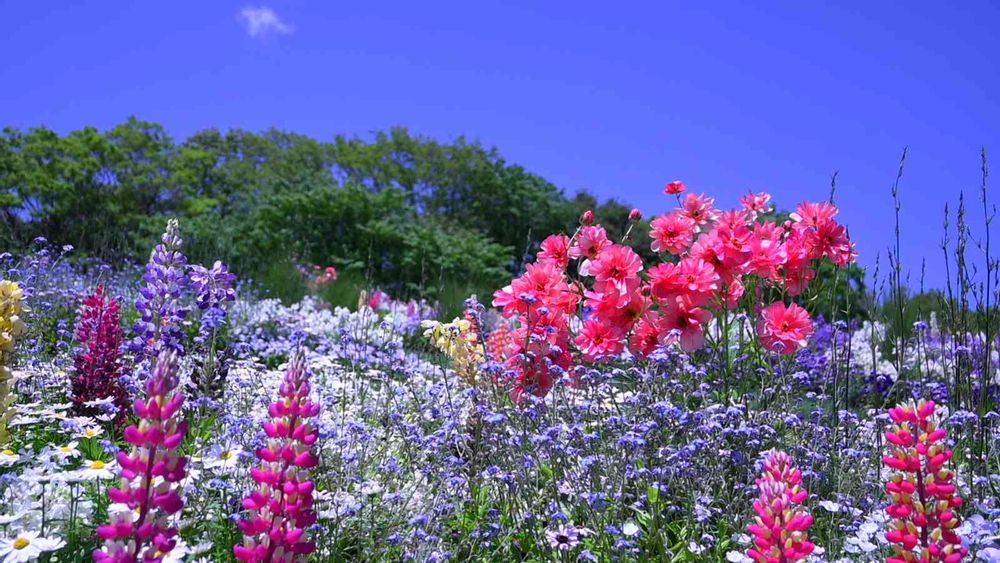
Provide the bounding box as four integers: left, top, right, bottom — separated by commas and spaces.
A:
422, 317, 485, 385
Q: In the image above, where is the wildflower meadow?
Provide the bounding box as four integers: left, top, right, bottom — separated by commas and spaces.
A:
0, 170, 997, 563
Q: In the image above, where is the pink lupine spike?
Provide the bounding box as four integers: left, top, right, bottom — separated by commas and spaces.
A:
746, 450, 814, 563
235, 352, 320, 563
882, 399, 968, 563
93, 350, 187, 563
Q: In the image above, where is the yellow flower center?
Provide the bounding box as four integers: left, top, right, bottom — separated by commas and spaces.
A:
90, 460, 106, 469
1, 449, 13, 456
13, 537, 29, 550
84, 430, 97, 437
60, 446, 73, 453
221, 450, 233, 460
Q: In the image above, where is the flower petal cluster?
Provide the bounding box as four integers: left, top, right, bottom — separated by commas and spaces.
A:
882, 399, 968, 563
71, 286, 129, 424
94, 350, 188, 562
747, 450, 815, 562
491, 188, 855, 400
234, 352, 319, 562
756, 302, 815, 356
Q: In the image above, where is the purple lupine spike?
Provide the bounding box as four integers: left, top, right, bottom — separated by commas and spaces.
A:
130, 219, 190, 363
189, 260, 237, 343
234, 352, 319, 562
94, 350, 188, 563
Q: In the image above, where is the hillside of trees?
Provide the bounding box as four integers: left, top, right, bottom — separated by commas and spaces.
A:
2, 117, 874, 319
0, 119, 652, 297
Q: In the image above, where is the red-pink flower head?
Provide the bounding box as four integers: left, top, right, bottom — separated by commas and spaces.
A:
589, 244, 643, 301
628, 312, 665, 358
756, 302, 814, 355
569, 226, 612, 275
745, 226, 787, 279
507, 332, 572, 403
538, 234, 571, 270
650, 211, 697, 255
775, 228, 816, 296
574, 318, 625, 362
882, 400, 967, 563
680, 193, 718, 227
648, 257, 719, 307
628, 208, 643, 222
806, 220, 857, 267
493, 261, 578, 318
740, 191, 774, 218
664, 180, 687, 195
746, 450, 815, 563
581, 209, 595, 226
790, 201, 839, 229
710, 221, 753, 274
661, 295, 712, 353
235, 352, 319, 562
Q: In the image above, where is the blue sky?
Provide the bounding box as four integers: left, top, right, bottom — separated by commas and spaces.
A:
1, 1, 997, 292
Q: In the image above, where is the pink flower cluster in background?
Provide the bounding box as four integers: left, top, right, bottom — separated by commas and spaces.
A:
491, 187, 856, 401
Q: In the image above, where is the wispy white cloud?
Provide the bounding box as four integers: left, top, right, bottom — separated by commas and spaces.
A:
239, 6, 293, 38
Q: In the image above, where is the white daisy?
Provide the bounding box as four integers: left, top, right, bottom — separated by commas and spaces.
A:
77, 426, 104, 440
0, 530, 65, 562
202, 444, 244, 472
54, 441, 81, 462
76, 459, 116, 480
0, 449, 19, 467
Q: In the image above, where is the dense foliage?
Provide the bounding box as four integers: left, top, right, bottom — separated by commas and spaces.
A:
0, 120, 867, 318
0, 121, 598, 301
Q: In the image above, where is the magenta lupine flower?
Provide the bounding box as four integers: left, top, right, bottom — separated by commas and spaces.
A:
94, 350, 187, 563
882, 399, 967, 563
747, 450, 815, 563
234, 353, 319, 562
71, 286, 129, 424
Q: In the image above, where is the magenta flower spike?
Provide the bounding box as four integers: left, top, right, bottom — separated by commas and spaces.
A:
747, 450, 815, 563
882, 399, 967, 563
234, 352, 320, 562
71, 285, 129, 425
93, 350, 188, 563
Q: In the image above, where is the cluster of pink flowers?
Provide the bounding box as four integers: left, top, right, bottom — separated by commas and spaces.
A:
71, 286, 129, 424
95, 350, 187, 563
491, 186, 856, 401
882, 400, 968, 563
746, 450, 815, 563
310, 264, 338, 289
234, 353, 319, 562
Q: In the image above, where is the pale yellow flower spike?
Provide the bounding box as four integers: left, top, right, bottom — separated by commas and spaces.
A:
0, 280, 26, 445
